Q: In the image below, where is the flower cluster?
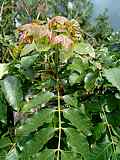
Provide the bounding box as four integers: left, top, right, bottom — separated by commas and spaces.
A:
17, 16, 81, 50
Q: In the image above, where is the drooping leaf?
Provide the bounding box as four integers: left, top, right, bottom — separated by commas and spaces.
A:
22, 91, 54, 111
0, 63, 9, 79
64, 108, 91, 134
35, 149, 55, 160
19, 128, 55, 159
64, 128, 89, 158
16, 109, 54, 139
1, 76, 23, 110
104, 67, 120, 91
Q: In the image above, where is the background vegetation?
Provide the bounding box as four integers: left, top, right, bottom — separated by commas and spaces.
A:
1, 0, 120, 159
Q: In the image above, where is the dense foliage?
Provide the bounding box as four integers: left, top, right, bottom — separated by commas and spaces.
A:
1, 0, 120, 160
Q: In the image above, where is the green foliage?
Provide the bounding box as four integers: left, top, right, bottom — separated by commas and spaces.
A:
1, 0, 120, 160
1, 75, 23, 110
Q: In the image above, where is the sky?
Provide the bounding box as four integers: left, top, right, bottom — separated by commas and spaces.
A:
91, 0, 120, 30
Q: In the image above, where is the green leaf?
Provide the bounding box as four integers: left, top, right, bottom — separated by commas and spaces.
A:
35, 149, 54, 160
20, 128, 55, 159
86, 143, 112, 160
0, 137, 11, 149
68, 58, 88, 85
93, 123, 106, 140
0, 63, 8, 79
74, 42, 95, 58
20, 54, 39, 69
6, 148, 18, 160
64, 128, 89, 158
68, 58, 88, 74
21, 42, 36, 56
0, 149, 7, 160
61, 151, 82, 160
64, 108, 91, 134
63, 95, 78, 107
84, 72, 97, 91
0, 91, 7, 122
60, 48, 75, 61
69, 72, 81, 85
104, 67, 120, 91
16, 109, 54, 139
22, 91, 54, 111
1, 76, 23, 110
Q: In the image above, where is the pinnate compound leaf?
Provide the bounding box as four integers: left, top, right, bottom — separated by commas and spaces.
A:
16, 109, 54, 139
22, 91, 54, 111
104, 67, 120, 91
64, 128, 89, 158
64, 108, 91, 133
0, 63, 9, 79
19, 128, 55, 159
1, 76, 23, 110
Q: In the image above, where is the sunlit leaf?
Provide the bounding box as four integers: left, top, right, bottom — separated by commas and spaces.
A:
69, 72, 81, 85
1, 76, 23, 110
63, 95, 78, 107
21, 41, 36, 56
22, 91, 54, 111
104, 67, 120, 91
0, 63, 8, 80
74, 42, 95, 58
6, 148, 18, 160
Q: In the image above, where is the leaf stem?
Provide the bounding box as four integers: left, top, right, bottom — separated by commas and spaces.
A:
102, 107, 117, 158
57, 79, 62, 160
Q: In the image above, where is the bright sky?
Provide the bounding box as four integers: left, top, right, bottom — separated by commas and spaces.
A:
91, 0, 120, 30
